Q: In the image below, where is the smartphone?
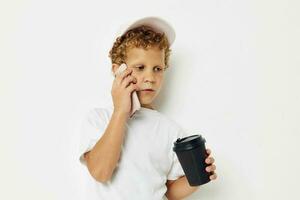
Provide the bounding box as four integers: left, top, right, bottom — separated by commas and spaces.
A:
114, 63, 141, 117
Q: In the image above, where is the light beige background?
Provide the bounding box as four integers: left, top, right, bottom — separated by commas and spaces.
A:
1, 0, 299, 199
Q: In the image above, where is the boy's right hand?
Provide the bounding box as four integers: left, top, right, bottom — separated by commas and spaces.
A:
111, 67, 139, 118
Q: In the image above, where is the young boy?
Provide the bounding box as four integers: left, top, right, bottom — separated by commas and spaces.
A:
78, 16, 217, 200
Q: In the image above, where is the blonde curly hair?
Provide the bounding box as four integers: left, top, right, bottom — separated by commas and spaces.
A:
108, 25, 171, 73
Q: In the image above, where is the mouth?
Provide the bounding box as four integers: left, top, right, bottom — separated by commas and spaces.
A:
141, 89, 155, 93
141, 89, 154, 91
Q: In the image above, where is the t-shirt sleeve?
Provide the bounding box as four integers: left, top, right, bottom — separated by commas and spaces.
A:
78, 108, 109, 167
167, 127, 187, 180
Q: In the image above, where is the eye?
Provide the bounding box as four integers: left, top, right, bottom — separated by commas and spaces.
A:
154, 66, 163, 72
136, 65, 144, 70
135, 65, 163, 72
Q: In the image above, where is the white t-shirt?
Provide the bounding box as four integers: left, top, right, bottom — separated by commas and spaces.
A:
78, 105, 188, 200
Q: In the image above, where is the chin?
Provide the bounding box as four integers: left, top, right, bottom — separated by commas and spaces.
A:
138, 90, 160, 104
139, 97, 154, 105
139, 99, 153, 105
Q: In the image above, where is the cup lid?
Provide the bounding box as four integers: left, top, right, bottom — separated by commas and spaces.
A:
173, 134, 206, 151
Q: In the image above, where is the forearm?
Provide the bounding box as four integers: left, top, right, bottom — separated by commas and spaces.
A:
166, 176, 200, 200
86, 111, 128, 181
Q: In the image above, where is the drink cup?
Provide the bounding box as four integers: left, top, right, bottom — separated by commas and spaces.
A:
173, 134, 212, 186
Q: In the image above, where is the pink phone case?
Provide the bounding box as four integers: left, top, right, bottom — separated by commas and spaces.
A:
114, 63, 141, 117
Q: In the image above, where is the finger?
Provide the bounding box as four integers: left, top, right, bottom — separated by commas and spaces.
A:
122, 75, 137, 88
206, 148, 211, 155
120, 69, 133, 84
205, 165, 216, 172
116, 68, 133, 84
126, 82, 139, 93
205, 157, 215, 164
205, 164, 216, 172
210, 173, 217, 180
115, 66, 131, 78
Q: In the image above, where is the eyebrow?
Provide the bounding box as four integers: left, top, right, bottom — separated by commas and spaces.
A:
133, 63, 164, 68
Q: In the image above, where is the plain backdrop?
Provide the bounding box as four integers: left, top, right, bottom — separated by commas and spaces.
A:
1, 0, 299, 199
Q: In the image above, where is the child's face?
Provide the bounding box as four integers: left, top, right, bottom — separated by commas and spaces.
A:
125, 46, 166, 109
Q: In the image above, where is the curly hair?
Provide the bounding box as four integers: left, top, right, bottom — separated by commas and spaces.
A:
108, 25, 171, 73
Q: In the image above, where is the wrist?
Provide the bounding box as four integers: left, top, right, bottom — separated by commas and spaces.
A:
112, 110, 129, 120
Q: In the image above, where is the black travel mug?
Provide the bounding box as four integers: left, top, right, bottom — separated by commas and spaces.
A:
173, 134, 212, 186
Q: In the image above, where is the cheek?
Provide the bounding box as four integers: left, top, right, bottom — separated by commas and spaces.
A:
157, 76, 164, 85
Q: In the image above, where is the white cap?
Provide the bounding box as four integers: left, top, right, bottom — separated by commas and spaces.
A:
114, 16, 176, 46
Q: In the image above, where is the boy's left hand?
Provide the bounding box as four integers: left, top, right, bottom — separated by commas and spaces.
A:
205, 148, 217, 180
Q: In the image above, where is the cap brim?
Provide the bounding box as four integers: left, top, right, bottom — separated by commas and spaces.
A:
116, 16, 176, 46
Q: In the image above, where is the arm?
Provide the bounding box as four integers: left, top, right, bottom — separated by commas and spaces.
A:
84, 111, 128, 183
165, 176, 199, 200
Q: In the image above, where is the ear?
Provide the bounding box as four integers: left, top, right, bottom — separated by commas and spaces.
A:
112, 63, 120, 75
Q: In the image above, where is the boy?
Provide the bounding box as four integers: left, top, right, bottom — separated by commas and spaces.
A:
78, 16, 217, 200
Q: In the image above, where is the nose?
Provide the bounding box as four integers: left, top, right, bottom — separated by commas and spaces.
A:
144, 70, 155, 83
